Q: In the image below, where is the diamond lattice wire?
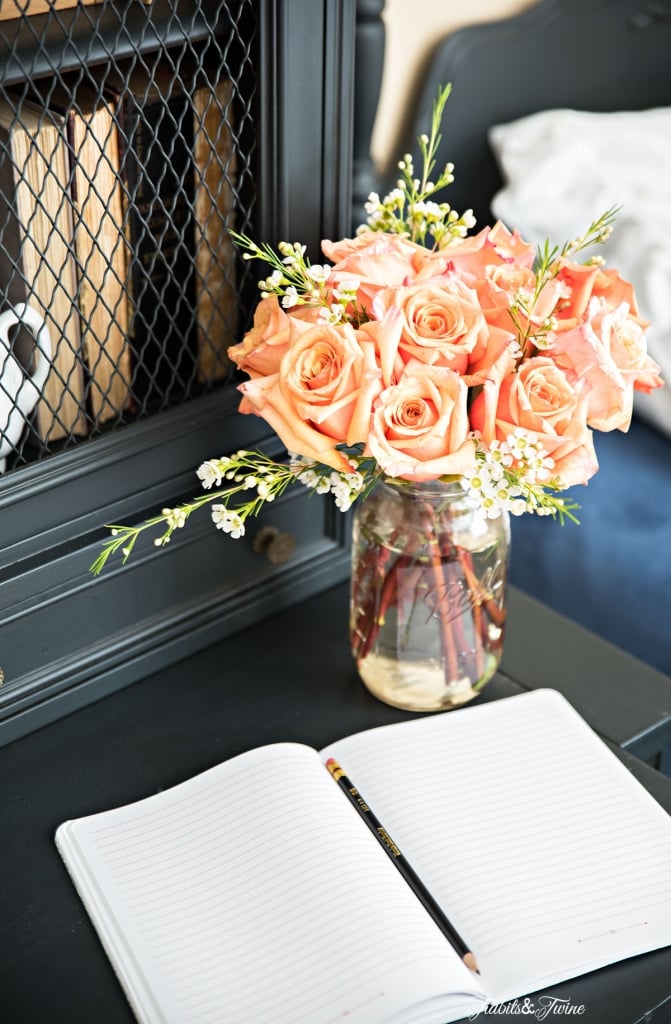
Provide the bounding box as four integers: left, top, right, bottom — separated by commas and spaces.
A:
0, 0, 258, 473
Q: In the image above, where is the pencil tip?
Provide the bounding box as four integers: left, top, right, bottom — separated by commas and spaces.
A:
463, 952, 479, 974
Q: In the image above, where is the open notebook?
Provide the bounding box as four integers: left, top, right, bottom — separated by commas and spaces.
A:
55, 689, 671, 1024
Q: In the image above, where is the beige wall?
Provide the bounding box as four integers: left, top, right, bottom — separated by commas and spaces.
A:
372, 0, 539, 174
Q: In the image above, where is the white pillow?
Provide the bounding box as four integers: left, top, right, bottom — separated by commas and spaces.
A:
489, 107, 671, 438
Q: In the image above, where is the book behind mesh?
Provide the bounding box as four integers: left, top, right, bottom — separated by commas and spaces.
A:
113, 67, 198, 410
0, 96, 86, 444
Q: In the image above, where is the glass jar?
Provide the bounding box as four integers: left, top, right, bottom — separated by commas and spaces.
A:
350, 478, 509, 711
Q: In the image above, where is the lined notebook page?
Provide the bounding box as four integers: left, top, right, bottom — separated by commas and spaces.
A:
56, 743, 483, 1024
321, 689, 671, 1002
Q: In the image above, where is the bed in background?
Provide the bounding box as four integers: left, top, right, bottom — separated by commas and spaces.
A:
359, 0, 671, 674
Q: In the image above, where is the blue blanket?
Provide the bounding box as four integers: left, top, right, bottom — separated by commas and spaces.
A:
509, 416, 671, 676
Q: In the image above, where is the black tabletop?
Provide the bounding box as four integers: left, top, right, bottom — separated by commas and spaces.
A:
1, 582, 670, 1024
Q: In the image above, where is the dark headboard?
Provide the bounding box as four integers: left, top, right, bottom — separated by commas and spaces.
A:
368, 0, 671, 230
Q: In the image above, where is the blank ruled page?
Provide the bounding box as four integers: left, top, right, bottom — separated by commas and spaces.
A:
56, 743, 484, 1024
321, 689, 671, 1002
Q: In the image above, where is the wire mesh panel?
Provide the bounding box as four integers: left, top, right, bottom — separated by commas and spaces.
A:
0, 0, 258, 473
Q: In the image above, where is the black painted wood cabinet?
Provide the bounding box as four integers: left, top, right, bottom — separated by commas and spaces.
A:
0, 0, 356, 745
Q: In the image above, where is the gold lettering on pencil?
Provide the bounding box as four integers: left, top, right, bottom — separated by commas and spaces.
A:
376, 826, 401, 857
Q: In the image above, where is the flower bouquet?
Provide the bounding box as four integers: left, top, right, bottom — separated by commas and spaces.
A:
92, 85, 663, 709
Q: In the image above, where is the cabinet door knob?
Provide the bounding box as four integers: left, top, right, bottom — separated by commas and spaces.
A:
252, 525, 295, 565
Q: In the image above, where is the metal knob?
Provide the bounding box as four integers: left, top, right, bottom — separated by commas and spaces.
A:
252, 525, 296, 566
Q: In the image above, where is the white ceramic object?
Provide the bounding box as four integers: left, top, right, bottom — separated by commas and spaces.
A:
0, 302, 52, 472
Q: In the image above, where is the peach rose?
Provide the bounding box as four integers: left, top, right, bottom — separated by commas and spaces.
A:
365, 361, 477, 481
277, 321, 368, 438
465, 323, 518, 387
227, 295, 296, 378
325, 234, 434, 312
547, 322, 633, 432
422, 221, 543, 341
545, 262, 601, 332
237, 321, 370, 472
475, 261, 538, 332
321, 230, 398, 263
548, 301, 663, 431
487, 220, 537, 265
420, 222, 534, 285
591, 266, 641, 315
540, 259, 644, 335
439, 221, 536, 279
238, 373, 350, 472
372, 275, 488, 374
357, 307, 405, 387
470, 356, 598, 487
345, 339, 384, 445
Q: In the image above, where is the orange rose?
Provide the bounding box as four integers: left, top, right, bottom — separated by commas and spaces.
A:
440, 221, 536, 278
227, 295, 296, 378
470, 356, 598, 487
548, 302, 663, 431
559, 269, 661, 397
591, 266, 641, 314
357, 307, 404, 388
322, 229, 429, 265
435, 223, 544, 340
476, 261, 538, 332
542, 259, 643, 335
237, 321, 369, 472
366, 362, 477, 481
373, 275, 488, 374
278, 321, 368, 439
322, 230, 398, 263
547, 323, 633, 432
238, 373, 350, 472
465, 323, 518, 387
325, 234, 430, 312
